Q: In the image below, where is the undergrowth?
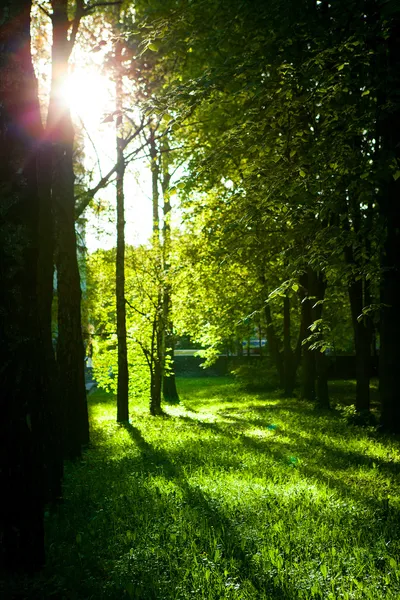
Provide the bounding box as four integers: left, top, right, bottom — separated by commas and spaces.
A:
4, 377, 400, 599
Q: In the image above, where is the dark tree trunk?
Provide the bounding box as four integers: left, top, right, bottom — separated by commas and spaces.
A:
309, 269, 330, 409
115, 39, 129, 423
161, 148, 179, 403
150, 360, 163, 416
0, 0, 47, 571
49, 0, 89, 457
283, 294, 296, 396
347, 277, 371, 412
264, 303, 284, 387
163, 349, 180, 402
150, 125, 160, 237
299, 272, 316, 401
376, 14, 400, 433
37, 140, 63, 502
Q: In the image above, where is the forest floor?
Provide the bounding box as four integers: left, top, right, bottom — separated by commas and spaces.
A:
3, 377, 400, 600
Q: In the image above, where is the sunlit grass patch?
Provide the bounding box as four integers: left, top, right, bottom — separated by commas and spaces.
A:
11, 376, 400, 599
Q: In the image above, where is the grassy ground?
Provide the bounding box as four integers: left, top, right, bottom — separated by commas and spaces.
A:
4, 377, 400, 599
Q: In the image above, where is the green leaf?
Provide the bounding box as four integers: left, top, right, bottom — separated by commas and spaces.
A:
292, 283, 299, 292
320, 564, 328, 578
299, 169, 306, 178
393, 171, 400, 181
148, 43, 159, 52
361, 90, 370, 97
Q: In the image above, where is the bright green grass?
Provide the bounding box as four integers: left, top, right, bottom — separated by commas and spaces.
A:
8, 378, 400, 599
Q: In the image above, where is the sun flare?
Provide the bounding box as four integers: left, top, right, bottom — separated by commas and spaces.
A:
63, 70, 113, 126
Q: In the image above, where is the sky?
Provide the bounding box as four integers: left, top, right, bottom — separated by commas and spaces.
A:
67, 67, 154, 253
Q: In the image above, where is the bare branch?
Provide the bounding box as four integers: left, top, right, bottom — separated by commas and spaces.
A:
125, 298, 149, 319
68, 0, 85, 54
78, 116, 103, 178
38, 3, 52, 19
74, 120, 150, 218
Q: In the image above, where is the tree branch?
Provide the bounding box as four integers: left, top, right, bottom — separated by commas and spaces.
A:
84, 1, 123, 12
68, 0, 85, 54
38, 3, 52, 19
74, 120, 149, 218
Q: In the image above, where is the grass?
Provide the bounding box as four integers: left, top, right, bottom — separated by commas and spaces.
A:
4, 377, 400, 599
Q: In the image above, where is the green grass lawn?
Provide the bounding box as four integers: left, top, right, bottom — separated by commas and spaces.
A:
6, 377, 400, 599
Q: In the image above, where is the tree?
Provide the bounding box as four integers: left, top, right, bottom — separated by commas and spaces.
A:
114, 34, 129, 422
0, 0, 48, 571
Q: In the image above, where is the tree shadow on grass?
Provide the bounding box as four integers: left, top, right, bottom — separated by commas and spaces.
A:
175, 411, 400, 513
119, 422, 294, 599
18, 400, 399, 600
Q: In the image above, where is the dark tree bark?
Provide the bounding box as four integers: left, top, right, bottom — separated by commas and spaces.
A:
0, 0, 47, 570
347, 276, 371, 412
150, 360, 163, 415
161, 146, 179, 403
343, 190, 372, 414
264, 303, 284, 387
48, 0, 89, 457
115, 39, 129, 423
37, 140, 64, 503
299, 271, 316, 401
283, 294, 296, 396
309, 269, 330, 409
376, 13, 400, 433
150, 306, 164, 415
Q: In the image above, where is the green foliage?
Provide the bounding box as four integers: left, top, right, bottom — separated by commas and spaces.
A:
87, 245, 166, 399
230, 358, 280, 392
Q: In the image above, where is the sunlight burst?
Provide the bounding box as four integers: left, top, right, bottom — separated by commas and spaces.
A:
63, 70, 113, 126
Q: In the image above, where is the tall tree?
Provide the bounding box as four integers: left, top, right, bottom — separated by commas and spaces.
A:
161, 141, 180, 403
115, 35, 129, 422
46, 0, 89, 458
0, 0, 48, 570
375, 5, 400, 432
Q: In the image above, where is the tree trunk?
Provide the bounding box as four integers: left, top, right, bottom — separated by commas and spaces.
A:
264, 303, 284, 387
150, 125, 160, 238
0, 0, 46, 570
49, 0, 89, 457
283, 294, 296, 396
150, 360, 163, 416
348, 277, 371, 412
299, 272, 316, 401
37, 140, 63, 503
309, 269, 330, 409
376, 14, 400, 433
115, 39, 129, 423
161, 145, 179, 402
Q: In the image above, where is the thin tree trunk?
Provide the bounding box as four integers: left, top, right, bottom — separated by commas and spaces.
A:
283, 294, 296, 396
115, 39, 129, 423
309, 269, 330, 409
299, 271, 316, 401
264, 303, 284, 387
150, 125, 160, 238
150, 309, 163, 415
161, 144, 179, 402
348, 277, 371, 412
150, 362, 163, 415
